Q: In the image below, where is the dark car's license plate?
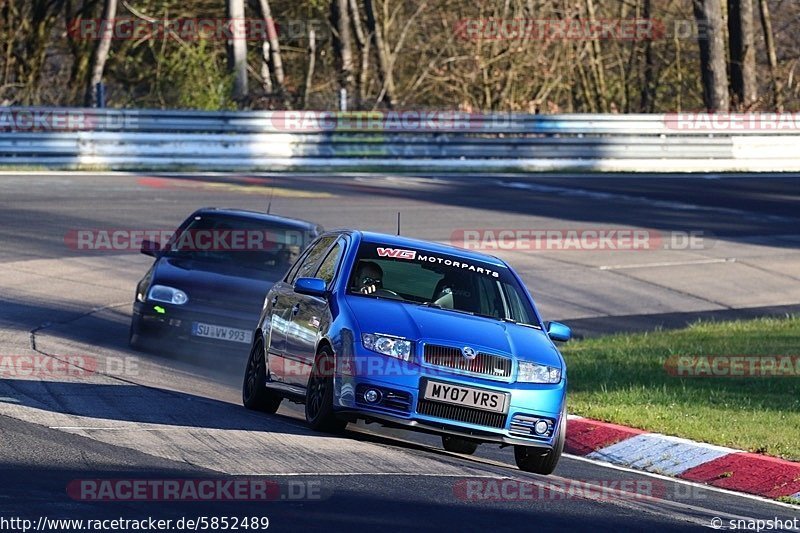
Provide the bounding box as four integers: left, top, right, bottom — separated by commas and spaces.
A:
192, 322, 252, 344
423, 380, 507, 413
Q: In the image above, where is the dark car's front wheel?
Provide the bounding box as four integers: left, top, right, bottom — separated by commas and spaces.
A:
128, 316, 144, 351
513, 407, 566, 475
442, 435, 479, 455
242, 336, 282, 413
305, 346, 347, 433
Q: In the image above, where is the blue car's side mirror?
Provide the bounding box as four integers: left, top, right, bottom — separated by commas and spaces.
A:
546, 321, 571, 342
294, 277, 327, 297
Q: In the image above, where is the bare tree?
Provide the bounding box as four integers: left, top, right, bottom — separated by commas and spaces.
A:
255, 0, 287, 105
758, 0, 782, 109
302, 28, 316, 109
640, 0, 657, 112
331, 0, 355, 104
349, 0, 369, 108
227, 0, 248, 101
728, 0, 757, 109
693, 0, 729, 111
363, 0, 394, 108
85, 0, 117, 106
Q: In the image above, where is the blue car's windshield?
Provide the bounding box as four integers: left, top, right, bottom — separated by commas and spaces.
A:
163, 214, 314, 272
347, 242, 541, 327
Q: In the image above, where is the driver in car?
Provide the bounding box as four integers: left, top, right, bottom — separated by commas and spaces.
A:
353, 261, 384, 295
276, 244, 301, 271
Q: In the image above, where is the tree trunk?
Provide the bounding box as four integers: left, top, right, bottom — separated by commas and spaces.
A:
728, 0, 757, 109
757, 0, 782, 109
260, 40, 272, 94
256, 0, 287, 106
227, 0, 248, 102
363, 0, 395, 108
640, 0, 657, 112
584, 0, 609, 112
85, 0, 117, 106
348, 0, 369, 109
693, 0, 729, 111
302, 29, 316, 109
331, 0, 355, 105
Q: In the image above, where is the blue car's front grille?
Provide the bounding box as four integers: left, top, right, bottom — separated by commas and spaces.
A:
417, 399, 507, 429
423, 344, 513, 381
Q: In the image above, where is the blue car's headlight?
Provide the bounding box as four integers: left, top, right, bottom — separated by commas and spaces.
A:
147, 284, 189, 305
518, 361, 561, 383
362, 333, 412, 362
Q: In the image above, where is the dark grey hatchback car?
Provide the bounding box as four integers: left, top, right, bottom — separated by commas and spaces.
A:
129, 207, 322, 353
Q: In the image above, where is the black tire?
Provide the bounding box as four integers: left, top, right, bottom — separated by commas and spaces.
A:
442, 435, 479, 455
128, 316, 144, 351
305, 346, 347, 433
242, 336, 283, 414
513, 408, 566, 475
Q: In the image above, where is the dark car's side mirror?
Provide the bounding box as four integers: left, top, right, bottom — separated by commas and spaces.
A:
294, 277, 326, 297
546, 321, 571, 342
140, 238, 161, 257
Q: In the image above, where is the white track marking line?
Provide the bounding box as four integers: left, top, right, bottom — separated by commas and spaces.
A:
227, 472, 500, 477
599, 258, 736, 270
565, 454, 800, 511
49, 426, 196, 431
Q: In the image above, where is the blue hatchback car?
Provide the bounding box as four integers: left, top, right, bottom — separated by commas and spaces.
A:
242, 230, 571, 474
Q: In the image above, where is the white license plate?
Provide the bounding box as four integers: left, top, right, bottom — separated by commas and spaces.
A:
423, 380, 507, 413
192, 322, 252, 344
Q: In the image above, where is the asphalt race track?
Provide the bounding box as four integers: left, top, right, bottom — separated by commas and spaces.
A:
1, 172, 799, 532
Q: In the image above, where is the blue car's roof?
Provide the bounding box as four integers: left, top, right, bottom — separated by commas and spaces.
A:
354, 230, 507, 268
193, 207, 321, 231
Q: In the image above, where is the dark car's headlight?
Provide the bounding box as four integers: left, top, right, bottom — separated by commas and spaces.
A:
147, 284, 189, 305
362, 333, 412, 362
518, 361, 561, 383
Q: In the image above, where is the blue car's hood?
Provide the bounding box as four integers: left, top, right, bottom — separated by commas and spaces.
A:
346, 296, 562, 367
151, 256, 275, 313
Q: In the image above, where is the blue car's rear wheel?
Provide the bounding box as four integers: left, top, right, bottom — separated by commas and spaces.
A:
513, 406, 566, 475
305, 346, 347, 433
242, 336, 282, 413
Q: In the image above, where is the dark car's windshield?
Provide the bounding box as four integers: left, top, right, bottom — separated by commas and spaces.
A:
163, 213, 314, 273
347, 242, 541, 327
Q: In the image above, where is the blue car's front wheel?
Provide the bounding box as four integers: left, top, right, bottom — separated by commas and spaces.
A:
513, 406, 566, 475
305, 346, 347, 433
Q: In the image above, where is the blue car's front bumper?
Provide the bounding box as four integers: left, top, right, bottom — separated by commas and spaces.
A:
332, 349, 566, 448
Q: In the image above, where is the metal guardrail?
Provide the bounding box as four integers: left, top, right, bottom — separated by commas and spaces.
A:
1, 107, 799, 172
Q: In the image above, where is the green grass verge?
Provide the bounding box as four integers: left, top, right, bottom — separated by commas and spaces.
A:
561, 316, 800, 461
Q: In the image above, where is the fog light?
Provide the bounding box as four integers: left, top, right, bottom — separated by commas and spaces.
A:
534, 420, 549, 435
364, 389, 381, 403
